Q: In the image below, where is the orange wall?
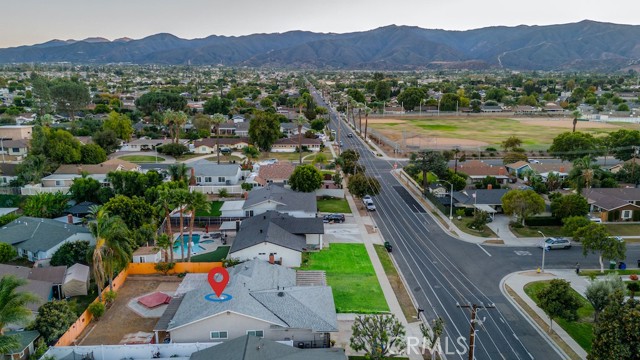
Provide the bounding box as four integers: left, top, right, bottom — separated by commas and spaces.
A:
55, 262, 221, 346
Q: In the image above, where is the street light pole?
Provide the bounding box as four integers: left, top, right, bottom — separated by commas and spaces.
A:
538, 230, 547, 273
440, 179, 454, 221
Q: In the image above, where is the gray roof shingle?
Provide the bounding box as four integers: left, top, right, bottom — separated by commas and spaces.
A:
0, 217, 91, 253
189, 161, 241, 177
189, 335, 347, 360
452, 189, 509, 206
243, 185, 316, 214
230, 211, 323, 253
165, 260, 337, 334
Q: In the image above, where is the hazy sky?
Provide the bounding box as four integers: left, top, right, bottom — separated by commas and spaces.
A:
3, 0, 638, 48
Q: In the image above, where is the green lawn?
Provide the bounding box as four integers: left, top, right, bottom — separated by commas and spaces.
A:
196, 201, 224, 217
299, 244, 389, 313
118, 155, 164, 163
580, 269, 640, 277
452, 217, 497, 238
524, 281, 594, 352
510, 225, 564, 238
317, 198, 351, 213
191, 246, 230, 262
603, 223, 640, 236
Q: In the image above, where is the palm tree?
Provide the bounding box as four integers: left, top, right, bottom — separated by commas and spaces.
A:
572, 110, 581, 133
155, 234, 171, 263
155, 189, 177, 263
167, 163, 189, 183
211, 113, 227, 165
571, 156, 600, 194
356, 102, 364, 133
172, 189, 190, 261
185, 191, 208, 262
88, 205, 131, 300
349, 99, 357, 129
294, 115, 307, 164
364, 106, 371, 141
0, 276, 38, 354
163, 110, 188, 143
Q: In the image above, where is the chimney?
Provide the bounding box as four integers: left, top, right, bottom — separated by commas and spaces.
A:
487, 184, 493, 190
269, 253, 275, 264
560, 166, 565, 173
189, 168, 196, 186
67, 214, 73, 224
498, 167, 505, 176
244, 191, 249, 200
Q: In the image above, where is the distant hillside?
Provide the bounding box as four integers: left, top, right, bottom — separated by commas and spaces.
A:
1, 20, 639, 71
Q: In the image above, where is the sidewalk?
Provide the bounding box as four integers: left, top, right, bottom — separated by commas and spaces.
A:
486, 215, 543, 247
344, 191, 424, 360
501, 270, 590, 360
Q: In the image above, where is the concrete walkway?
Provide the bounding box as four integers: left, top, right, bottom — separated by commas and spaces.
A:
486, 215, 542, 247
501, 270, 591, 360
344, 189, 425, 360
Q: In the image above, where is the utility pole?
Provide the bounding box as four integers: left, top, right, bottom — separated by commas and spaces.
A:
457, 302, 495, 360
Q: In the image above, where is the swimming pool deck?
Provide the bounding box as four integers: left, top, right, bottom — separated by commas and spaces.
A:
172, 231, 232, 260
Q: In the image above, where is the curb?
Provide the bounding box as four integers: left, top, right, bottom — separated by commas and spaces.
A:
499, 272, 572, 360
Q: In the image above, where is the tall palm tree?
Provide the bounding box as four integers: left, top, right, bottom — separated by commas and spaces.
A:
571, 156, 600, 194
349, 99, 357, 129
155, 189, 177, 263
211, 113, 227, 165
364, 106, 371, 141
163, 110, 188, 143
172, 189, 190, 261
294, 115, 307, 164
0, 276, 38, 353
88, 205, 131, 300
167, 163, 189, 183
185, 191, 208, 262
572, 110, 581, 133
356, 102, 364, 133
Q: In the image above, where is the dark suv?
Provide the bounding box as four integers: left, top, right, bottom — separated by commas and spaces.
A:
323, 214, 345, 223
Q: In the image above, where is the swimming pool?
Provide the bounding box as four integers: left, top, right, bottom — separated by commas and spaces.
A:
173, 234, 205, 254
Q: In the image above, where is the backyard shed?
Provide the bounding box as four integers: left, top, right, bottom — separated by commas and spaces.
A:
62, 263, 90, 297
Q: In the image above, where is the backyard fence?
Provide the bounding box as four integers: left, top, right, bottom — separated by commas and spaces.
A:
190, 185, 243, 195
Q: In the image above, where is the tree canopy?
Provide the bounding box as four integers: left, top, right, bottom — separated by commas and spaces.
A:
348, 173, 381, 198
501, 189, 545, 225
32, 300, 78, 343
50, 240, 90, 267
49, 79, 90, 120
135, 91, 187, 115
350, 314, 406, 360
574, 223, 625, 273
289, 164, 323, 192
397, 87, 425, 111
103, 111, 134, 141
548, 132, 601, 161
537, 279, 581, 332
248, 111, 282, 151
589, 293, 640, 360
550, 194, 589, 220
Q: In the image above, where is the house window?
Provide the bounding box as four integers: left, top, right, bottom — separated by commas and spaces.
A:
204, 177, 212, 183
258, 253, 266, 255
196, 177, 202, 183
218, 177, 225, 183
210, 331, 228, 340
245, 210, 254, 217
12, 147, 19, 153
19, 350, 25, 358
55, 180, 64, 186
622, 210, 632, 219
138, 256, 145, 263
246, 330, 264, 337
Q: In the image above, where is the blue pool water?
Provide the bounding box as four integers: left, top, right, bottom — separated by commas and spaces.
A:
174, 234, 205, 254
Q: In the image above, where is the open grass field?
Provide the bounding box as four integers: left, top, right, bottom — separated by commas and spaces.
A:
368, 117, 635, 150
317, 198, 351, 213
524, 280, 594, 352
195, 201, 223, 216
299, 244, 389, 313
118, 155, 165, 163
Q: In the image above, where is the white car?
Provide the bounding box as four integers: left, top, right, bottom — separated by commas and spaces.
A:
528, 159, 541, 164
363, 195, 373, 202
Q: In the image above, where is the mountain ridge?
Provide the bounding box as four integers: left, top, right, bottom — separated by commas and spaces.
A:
1, 20, 639, 70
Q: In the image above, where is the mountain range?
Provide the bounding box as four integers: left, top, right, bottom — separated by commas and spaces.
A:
1, 20, 639, 71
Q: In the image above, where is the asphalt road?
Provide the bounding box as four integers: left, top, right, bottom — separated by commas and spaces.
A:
312, 87, 640, 360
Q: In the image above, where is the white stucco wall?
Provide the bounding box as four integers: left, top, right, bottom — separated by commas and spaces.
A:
230, 243, 301, 268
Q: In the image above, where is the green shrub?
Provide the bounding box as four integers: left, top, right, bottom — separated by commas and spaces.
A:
154, 262, 176, 275
88, 302, 105, 320
103, 290, 117, 305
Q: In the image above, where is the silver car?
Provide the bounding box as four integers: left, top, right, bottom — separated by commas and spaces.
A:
539, 237, 571, 250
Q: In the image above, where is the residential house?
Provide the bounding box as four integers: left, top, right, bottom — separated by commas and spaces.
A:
451, 188, 510, 215
543, 103, 565, 113
280, 123, 310, 137
189, 335, 346, 360
0, 163, 18, 186
133, 246, 163, 263
230, 211, 324, 267
480, 105, 503, 113
514, 106, 540, 114
454, 160, 510, 184
15, 113, 37, 125
271, 138, 321, 153
193, 138, 250, 154
529, 163, 571, 181
0, 264, 67, 309
608, 158, 640, 174
0, 139, 29, 158
155, 259, 337, 347
190, 161, 243, 186
257, 163, 296, 186
40, 159, 141, 188
0, 125, 33, 140
0, 217, 94, 265
231, 115, 246, 124
1, 330, 40, 360
218, 121, 237, 136
583, 188, 640, 222
121, 137, 184, 152
504, 161, 532, 177
64, 201, 98, 218
235, 122, 250, 137
242, 185, 317, 218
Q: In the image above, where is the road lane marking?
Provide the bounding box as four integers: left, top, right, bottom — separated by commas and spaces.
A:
477, 244, 492, 257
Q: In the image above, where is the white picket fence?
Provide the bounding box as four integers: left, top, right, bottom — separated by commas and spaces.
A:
189, 185, 243, 195
20, 185, 70, 195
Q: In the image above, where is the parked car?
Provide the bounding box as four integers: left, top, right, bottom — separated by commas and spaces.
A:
589, 217, 602, 223
384, 241, 392, 252
365, 202, 376, 211
347, 133, 353, 138
528, 159, 541, 164
539, 237, 571, 250
323, 214, 345, 223
220, 147, 232, 154
363, 195, 373, 202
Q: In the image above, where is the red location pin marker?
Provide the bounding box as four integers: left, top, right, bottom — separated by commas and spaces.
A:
207, 267, 229, 297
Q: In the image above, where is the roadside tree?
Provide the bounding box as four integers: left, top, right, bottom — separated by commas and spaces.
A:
550, 194, 589, 220
501, 189, 545, 226
409, 150, 447, 192
548, 132, 601, 161
585, 274, 626, 322
289, 165, 323, 192
537, 279, 581, 332
589, 293, 640, 360
574, 223, 625, 273
350, 314, 406, 360
347, 173, 381, 198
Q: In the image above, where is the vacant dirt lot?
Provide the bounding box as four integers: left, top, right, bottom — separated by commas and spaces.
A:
78, 276, 181, 345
